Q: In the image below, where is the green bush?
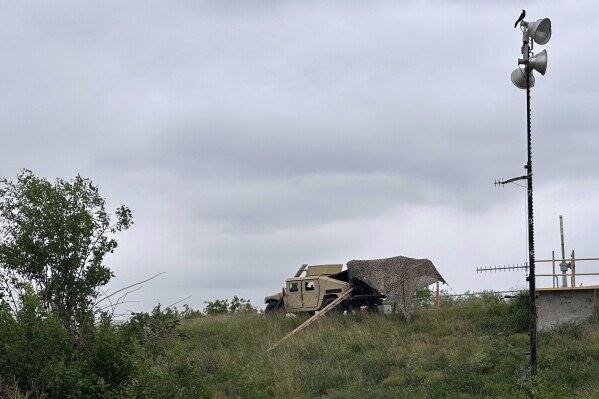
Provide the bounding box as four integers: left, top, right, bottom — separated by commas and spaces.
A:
0, 297, 218, 397
203, 295, 256, 315
0, 293, 144, 398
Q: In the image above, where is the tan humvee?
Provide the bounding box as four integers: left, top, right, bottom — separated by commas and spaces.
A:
265, 256, 445, 320
264, 264, 351, 314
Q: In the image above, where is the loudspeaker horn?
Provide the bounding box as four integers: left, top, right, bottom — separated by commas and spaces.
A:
528, 50, 547, 75
511, 67, 535, 90
528, 18, 552, 45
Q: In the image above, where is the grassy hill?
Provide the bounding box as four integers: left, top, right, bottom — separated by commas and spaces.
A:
163, 294, 599, 399
3, 292, 598, 398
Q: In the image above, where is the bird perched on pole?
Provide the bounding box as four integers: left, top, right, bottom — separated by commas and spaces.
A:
514, 10, 526, 28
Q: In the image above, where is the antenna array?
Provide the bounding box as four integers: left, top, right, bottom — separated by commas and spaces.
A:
476, 263, 529, 273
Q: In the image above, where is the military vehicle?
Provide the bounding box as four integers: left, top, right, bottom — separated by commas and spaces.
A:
267, 257, 446, 351
264, 263, 383, 314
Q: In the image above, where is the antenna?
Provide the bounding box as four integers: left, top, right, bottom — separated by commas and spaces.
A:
494, 172, 528, 187
558, 215, 571, 287
476, 263, 529, 273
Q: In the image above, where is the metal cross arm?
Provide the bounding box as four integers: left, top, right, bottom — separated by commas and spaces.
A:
494, 174, 529, 186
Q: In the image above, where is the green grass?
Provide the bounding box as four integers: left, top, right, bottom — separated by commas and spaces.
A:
5, 292, 596, 397
159, 294, 599, 398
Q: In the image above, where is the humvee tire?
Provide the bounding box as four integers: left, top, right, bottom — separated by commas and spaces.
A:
322, 296, 346, 313
265, 302, 278, 313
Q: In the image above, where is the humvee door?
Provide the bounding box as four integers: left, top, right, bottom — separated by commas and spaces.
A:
285, 279, 320, 310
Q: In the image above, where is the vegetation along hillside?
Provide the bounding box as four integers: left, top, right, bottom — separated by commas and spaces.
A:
4, 291, 599, 398
173, 294, 599, 399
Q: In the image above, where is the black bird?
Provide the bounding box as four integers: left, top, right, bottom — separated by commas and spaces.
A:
514, 10, 526, 28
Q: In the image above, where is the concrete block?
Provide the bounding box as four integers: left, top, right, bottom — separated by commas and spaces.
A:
537, 287, 598, 331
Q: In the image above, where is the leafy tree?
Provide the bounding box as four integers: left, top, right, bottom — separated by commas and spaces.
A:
0, 169, 133, 329
203, 296, 255, 315
229, 295, 254, 313
203, 298, 230, 315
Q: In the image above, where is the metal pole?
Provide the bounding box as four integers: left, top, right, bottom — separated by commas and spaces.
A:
560, 215, 565, 261
523, 35, 538, 377
552, 251, 556, 288
560, 215, 568, 287
571, 250, 576, 287
537, 272, 599, 277
537, 257, 599, 263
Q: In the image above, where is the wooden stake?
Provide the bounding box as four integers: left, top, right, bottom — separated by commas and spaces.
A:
436, 281, 440, 310
268, 288, 353, 351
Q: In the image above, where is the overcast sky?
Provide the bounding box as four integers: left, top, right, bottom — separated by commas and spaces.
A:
1, 1, 598, 315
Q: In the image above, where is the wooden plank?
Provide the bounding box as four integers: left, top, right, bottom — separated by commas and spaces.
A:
294, 264, 308, 277
268, 288, 353, 351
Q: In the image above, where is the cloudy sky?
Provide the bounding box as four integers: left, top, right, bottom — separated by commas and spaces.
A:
1, 1, 598, 314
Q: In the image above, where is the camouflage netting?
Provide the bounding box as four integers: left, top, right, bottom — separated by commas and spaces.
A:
347, 256, 446, 322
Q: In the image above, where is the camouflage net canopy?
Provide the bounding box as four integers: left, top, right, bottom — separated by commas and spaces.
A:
347, 256, 446, 322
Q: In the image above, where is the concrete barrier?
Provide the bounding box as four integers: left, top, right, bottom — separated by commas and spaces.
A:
537, 286, 599, 331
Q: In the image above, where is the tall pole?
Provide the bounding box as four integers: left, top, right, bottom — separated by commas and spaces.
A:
523, 38, 538, 377
526, 64, 538, 377
511, 15, 551, 378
